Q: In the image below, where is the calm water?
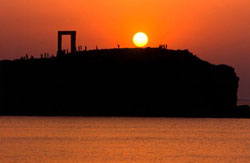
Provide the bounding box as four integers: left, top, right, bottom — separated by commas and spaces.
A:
1, 117, 250, 163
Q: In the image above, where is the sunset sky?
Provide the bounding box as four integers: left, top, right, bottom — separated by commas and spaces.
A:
1, 0, 250, 99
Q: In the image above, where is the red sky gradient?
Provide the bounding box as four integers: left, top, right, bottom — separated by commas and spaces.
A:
1, 0, 250, 99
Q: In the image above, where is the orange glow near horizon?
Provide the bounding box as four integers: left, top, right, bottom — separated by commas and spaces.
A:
1, 0, 250, 98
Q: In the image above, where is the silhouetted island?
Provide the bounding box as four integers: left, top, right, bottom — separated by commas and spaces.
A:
1, 48, 249, 117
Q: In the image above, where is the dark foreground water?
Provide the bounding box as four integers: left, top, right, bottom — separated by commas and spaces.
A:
1, 117, 250, 163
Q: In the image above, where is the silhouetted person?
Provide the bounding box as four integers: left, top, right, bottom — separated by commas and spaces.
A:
117, 44, 120, 49
25, 54, 28, 60
96, 46, 98, 50
165, 44, 168, 49
77, 46, 80, 51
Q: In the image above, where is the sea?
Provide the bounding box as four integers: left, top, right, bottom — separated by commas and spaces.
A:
1, 116, 250, 163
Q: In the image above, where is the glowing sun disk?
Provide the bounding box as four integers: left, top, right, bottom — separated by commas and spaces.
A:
133, 32, 148, 47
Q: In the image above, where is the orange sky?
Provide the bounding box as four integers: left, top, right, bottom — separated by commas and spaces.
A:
1, 0, 250, 98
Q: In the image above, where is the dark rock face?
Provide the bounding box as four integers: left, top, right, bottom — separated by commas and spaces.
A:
0, 48, 244, 117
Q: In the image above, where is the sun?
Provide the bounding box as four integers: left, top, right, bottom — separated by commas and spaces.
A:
133, 32, 148, 47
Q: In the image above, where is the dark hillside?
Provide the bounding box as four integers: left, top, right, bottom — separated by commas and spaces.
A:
1, 48, 248, 117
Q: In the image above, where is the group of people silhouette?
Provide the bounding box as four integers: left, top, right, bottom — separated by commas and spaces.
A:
21, 43, 169, 60
159, 44, 168, 49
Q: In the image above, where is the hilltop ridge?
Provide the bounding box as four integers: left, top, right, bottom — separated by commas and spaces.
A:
1, 48, 249, 117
